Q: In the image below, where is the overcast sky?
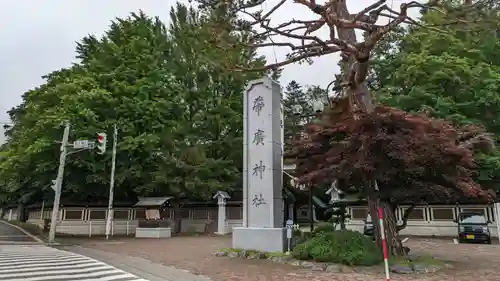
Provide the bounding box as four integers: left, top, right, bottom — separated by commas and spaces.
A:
0, 0, 414, 130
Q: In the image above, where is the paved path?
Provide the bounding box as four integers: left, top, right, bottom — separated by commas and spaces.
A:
0, 221, 38, 244
0, 244, 149, 281
61, 245, 212, 281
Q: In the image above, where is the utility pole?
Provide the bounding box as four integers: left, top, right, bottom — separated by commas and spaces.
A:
48, 121, 70, 244
105, 124, 118, 240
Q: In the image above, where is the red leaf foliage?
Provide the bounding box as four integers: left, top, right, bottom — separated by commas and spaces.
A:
287, 106, 495, 203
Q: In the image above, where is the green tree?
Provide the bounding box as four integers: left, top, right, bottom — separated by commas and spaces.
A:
149, 3, 264, 201
0, 7, 264, 208
372, 0, 500, 192
283, 81, 327, 144
283, 81, 306, 142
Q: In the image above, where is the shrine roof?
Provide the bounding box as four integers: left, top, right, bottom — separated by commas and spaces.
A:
133, 196, 173, 207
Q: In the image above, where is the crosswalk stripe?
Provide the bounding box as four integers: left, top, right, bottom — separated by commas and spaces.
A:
0, 241, 42, 245
9, 269, 133, 281
0, 245, 148, 281
0, 254, 81, 259
80, 275, 147, 281
0, 256, 90, 266
0, 261, 102, 273
1, 265, 113, 278
0, 259, 102, 270
0, 254, 88, 261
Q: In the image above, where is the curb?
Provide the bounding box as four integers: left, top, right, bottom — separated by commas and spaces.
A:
0, 220, 44, 243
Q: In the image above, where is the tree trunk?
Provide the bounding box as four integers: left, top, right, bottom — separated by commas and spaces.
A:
368, 196, 405, 256
292, 203, 298, 222
333, 2, 405, 256
308, 187, 314, 232
171, 202, 182, 234
17, 203, 26, 222
339, 205, 346, 230
382, 200, 404, 256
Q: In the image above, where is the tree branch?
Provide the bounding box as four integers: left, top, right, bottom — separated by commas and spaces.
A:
219, 0, 492, 74
397, 204, 415, 232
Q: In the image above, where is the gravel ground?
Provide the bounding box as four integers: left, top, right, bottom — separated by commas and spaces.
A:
62, 235, 500, 281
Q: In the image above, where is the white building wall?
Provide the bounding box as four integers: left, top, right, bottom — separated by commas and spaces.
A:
3, 204, 497, 237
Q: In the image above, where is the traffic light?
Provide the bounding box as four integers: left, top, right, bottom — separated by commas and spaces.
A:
96, 132, 107, 155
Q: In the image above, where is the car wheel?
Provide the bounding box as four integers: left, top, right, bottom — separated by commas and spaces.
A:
486, 239, 492, 245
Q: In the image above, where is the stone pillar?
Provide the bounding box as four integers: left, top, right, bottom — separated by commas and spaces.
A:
213, 191, 230, 235
232, 77, 286, 253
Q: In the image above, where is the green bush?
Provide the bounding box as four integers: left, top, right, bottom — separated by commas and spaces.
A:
291, 242, 310, 260
292, 230, 382, 266
311, 223, 336, 236
292, 229, 311, 247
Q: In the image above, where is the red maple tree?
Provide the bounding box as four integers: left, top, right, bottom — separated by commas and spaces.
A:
287, 105, 494, 254
291, 106, 493, 201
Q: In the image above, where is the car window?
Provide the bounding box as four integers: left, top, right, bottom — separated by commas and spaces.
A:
459, 213, 486, 224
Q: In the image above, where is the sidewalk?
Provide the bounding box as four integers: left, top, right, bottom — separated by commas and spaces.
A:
0, 219, 44, 244
58, 236, 379, 281
56, 245, 213, 281
59, 235, 500, 281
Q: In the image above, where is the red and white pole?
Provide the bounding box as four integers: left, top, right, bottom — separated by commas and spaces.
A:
378, 207, 390, 281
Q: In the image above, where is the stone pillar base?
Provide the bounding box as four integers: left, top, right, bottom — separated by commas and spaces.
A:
135, 227, 171, 238
232, 227, 286, 253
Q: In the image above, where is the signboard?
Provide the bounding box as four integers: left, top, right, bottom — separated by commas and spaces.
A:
73, 140, 89, 149
73, 140, 95, 149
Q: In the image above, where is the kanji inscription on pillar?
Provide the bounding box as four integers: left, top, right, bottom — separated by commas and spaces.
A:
252, 193, 266, 207
253, 96, 265, 116
252, 160, 266, 179
243, 77, 284, 228
253, 129, 265, 145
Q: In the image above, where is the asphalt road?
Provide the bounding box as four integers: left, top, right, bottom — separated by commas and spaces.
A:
0, 221, 37, 244
0, 221, 151, 280
0, 245, 149, 281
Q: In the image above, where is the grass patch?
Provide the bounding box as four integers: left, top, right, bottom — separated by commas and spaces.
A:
218, 247, 242, 253
265, 251, 289, 258
217, 248, 289, 258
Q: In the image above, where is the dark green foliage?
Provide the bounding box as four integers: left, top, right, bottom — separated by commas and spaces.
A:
292, 230, 383, 266
371, 2, 500, 195
291, 240, 310, 260
311, 223, 336, 236
292, 228, 310, 247
283, 81, 326, 145
292, 228, 302, 239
